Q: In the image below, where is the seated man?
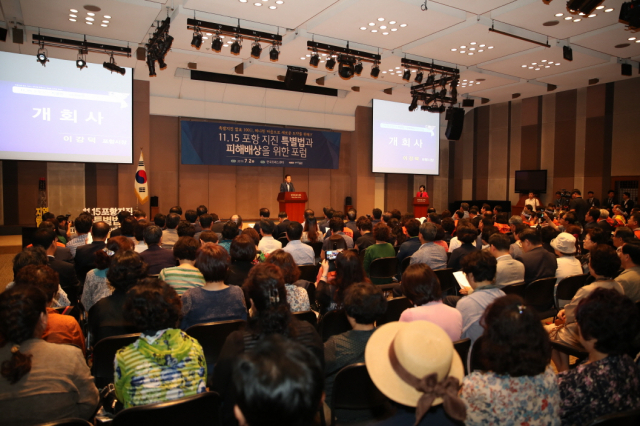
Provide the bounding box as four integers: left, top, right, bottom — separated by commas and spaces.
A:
322, 217, 354, 256
283, 221, 315, 265
516, 229, 557, 285
252, 208, 270, 235
409, 222, 447, 271
396, 219, 422, 266
354, 216, 375, 252
615, 241, 640, 303
257, 219, 282, 255
489, 233, 524, 287
161, 213, 181, 248
233, 336, 324, 426
140, 225, 177, 275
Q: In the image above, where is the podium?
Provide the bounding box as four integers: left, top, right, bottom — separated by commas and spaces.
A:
413, 196, 430, 218
277, 192, 308, 223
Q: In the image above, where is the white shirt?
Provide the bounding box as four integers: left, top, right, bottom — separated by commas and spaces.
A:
555, 256, 583, 285
283, 240, 316, 265
448, 236, 462, 253
257, 235, 282, 255
525, 198, 541, 209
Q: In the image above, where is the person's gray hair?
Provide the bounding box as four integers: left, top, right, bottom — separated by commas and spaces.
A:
419, 222, 438, 242
509, 215, 523, 225
599, 209, 609, 219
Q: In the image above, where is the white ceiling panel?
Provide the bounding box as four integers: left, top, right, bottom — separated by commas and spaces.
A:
437, 0, 516, 15
573, 24, 640, 58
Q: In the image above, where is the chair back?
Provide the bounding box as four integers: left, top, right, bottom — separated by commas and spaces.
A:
453, 338, 471, 376
377, 297, 412, 326
468, 335, 485, 373
298, 264, 320, 283
555, 274, 589, 310
318, 309, 352, 342
112, 391, 220, 426
92, 333, 141, 388
587, 408, 640, 426
293, 311, 318, 328
308, 241, 324, 258
433, 268, 455, 294
277, 236, 288, 247
36, 419, 93, 426
524, 277, 557, 316
502, 282, 526, 298
400, 256, 412, 275
330, 363, 387, 426
369, 257, 398, 282
185, 320, 246, 366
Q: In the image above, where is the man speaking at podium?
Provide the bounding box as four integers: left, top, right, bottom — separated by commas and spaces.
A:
280, 174, 295, 193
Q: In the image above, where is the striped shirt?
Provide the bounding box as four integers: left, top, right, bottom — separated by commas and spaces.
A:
159, 266, 205, 295
66, 233, 89, 257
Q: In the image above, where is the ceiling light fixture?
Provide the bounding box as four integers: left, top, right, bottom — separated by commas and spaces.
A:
307, 41, 381, 77
566, 0, 607, 15
415, 69, 423, 83
402, 69, 411, 81
269, 43, 279, 61
371, 61, 380, 78
191, 27, 203, 49
326, 54, 336, 70
36, 43, 48, 66
212, 33, 223, 51
103, 53, 125, 75
354, 61, 363, 75
230, 37, 242, 55
76, 49, 88, 70
309, 50, 320, 67
146, 17, 172, 77
338, 56, 355, 79
250, 39, 262, 58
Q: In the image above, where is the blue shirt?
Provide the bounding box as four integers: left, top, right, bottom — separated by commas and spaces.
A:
409, 242, 448, 271
180, 286, 247, 330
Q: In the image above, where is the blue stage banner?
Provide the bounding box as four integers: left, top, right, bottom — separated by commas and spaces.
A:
181, 120, 341, 169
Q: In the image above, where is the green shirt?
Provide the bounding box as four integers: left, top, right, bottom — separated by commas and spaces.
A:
159, 265, 205, 295
364, 243, 396, 284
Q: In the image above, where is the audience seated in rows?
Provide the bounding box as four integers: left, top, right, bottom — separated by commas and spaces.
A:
257, 219, 281, 255
32, 228, 79, 291
448, 225, 479, 272
546, 245, 624, 372
489, 233, 524, 287
399, 263, 462, 341
517, 229, 557, 285
10, 247, 70, 308
323, 216, 354, 252
159, 236, 205, 295
114, 278, 207, 409
180, 243, 247, 330
551, 233, 583, 285
354, 216, 375, 251
0, 285, 99, 425
140, 225, 176, 275
317, 250, 367, 314
219, 221, 240, 253
301, 216, 323, 244
265, 249, 310, 312
363, 223, 395, 284
615, 241, 640, 302
282, 221, 315, 265
76, 221, 111, 285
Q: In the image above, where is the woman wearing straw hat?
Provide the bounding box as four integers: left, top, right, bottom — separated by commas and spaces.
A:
461, 295, 561, 425
366, 321, 466, 425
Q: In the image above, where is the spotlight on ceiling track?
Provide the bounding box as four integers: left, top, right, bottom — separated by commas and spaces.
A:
415, 69, 423, 84
250, 39, 262, 59
370, 61, 380, 78
408, 96, 419, 112
566, 0, 604, 16
211, 34, 223, 52
191, 27, 203, 49
326, 54, 336, 70
309, 51, 320, 67
103, 53, 126, 75
354, 61, 363, 75
563, 45, 573, 61
338, 56, 355, 79
269, 43, 279, 61
76, 49, 87, 70
230, 36, 242, 55
402, 69, 411, 81
36, 44, 48, 66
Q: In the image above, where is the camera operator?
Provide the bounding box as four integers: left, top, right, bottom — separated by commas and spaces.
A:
569, 189, 589, 224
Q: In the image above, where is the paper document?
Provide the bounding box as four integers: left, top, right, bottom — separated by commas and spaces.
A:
453, 271, 473, 292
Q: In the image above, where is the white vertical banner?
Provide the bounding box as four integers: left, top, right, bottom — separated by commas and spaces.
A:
135, 150, 148, 205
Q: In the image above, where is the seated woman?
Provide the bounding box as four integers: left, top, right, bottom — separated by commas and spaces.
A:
324, 282, 387, 423
219, 221, 240, 253
180, 243, 247, 330
265, 249, 310, 312
557, 288, 640, 425
14, 265, 85, 355
301, 216, 323, 244
82, 236, 133, 312
399, 263, 462, 342
546, 245, 624, 372
88, 250, 147, 345
211, 263, 323, 425
317, 250, 368, 314
363, 223, 396, 285
241, 228, 266, 263
159, 236, 205, 295
580, 227, 608, 274
133, 219, 149, 253
551, 233, 583, 285
461, 295, 560, 426
225, 234, 256, 286
434, 224, 449, 251
447, 225, 479, 272
0, 286, 99, 425
115, 278, 207, 409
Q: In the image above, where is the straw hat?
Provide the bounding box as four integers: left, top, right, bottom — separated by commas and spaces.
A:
551, 232, 576, 254
365, 321, 464, 408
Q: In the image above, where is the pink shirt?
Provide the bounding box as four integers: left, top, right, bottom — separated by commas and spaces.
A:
399, 300, 462, 342
434, 240, 449, 251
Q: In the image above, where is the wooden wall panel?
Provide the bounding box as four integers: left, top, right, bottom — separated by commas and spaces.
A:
17, 161, 47, 226
149, 115, 179, 216
308, 169, 332, 215
385, 174, 412, 213
352, 107, 375, 214
208, 165, 237, 219
3, 161, 18, 226
178, 164, 208, 218
96, 164, 118, 208
330, 132, 352, 212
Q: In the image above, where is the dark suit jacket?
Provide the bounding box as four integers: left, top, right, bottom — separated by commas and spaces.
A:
623, 199, 635, 216
48, 256, 79, 291
140, 245, 177, 275
54, 246, 73, 263
586, 197, 600, 208
516, 246, 557, 285
211, 221, 225, 234
603, 197, 616, 212
74, 241, 107, 283
276, 219, 290, 237
280, 182, 295, 192
597, 220, 614, 239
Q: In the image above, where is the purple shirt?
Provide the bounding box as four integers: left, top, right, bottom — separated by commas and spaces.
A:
399, 300, 462, 342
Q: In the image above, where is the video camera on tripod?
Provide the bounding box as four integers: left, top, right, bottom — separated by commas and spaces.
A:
558, 189, 572, 209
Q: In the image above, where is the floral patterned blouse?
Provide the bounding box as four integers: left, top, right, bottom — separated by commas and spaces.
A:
461, 366, 561, 426
558, 355, 640, 426
285, 283, 310, 313
114, 328, 207, 409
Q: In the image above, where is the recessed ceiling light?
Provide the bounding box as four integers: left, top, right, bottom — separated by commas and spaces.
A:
488, 46, 494, 49
460, 51, 466, 54
254, 2, 262, 5
463, 79, 467, 82
469, 47, 475, 51
276, 0, 284, 3
69, 18, 76, 21
369, 22, 375, 26
469, 81, 474, 83
478, 49, 484, 52
589, 13, 596, 17
476, 82, 480, 85
528, 66, 533, 69
86, 17, 94, 21
391, 28, 397, 31
636, 39, 640, 43
460, 45, 466, 49
101, 24, 107, 27
395, 66, 400, 69
522, 65, 527, 67
240, 0, 248, 2
378, 18, 384, 21
470, 42, 476, 45
574, 18, 581, 22
541, 59, 547, 62
565, 16, 572, 20
451, 48, 457, 51
389, 21, 396, 24
300, 57, 305, 60
102, 20, 109, 23
306, 54, 310, 57
468, 52, 474, 55
555, 62, 561, 65
400, 24, 407, 27
605, 8, 613, 12
371, 29, 377, 32
535, 68, 540, 70
545, 65, 550, 68
629, 37, 636, 41
86, 22, 92, 25
360, 27, 366, 30
104, 15, 111, 18
479, 44, 485, 47
380, 25, 387, 29
382, 32, 389, 35
579, 12, 585, 15
532, 62, 537, 65
87, 12, 95, 16
70, 9, 78, 12
269, 5, 276, 9
555, 13, 564, 16
382, 71, 387, 73
596, 5, 604, 9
